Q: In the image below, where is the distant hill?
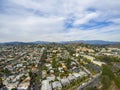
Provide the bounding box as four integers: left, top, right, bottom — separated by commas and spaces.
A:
59, 40, 120, 45
107, 44, 120, 49
0, 40, 120, 45
32, 41, 50, 44
0, 41, 50, 45
0, 41, 25, 45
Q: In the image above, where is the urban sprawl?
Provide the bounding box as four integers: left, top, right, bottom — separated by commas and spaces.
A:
0, 43, 120, 90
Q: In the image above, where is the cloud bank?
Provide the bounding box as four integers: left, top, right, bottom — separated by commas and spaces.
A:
0, 0, 120, 42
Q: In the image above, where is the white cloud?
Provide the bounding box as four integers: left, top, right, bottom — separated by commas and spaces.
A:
73, 12, 99, 25
0, 0, 120, 42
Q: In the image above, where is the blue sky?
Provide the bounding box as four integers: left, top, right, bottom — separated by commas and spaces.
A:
0, 0, 120, 42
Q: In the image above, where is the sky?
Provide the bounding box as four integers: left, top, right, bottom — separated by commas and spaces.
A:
0, 0, 120, 42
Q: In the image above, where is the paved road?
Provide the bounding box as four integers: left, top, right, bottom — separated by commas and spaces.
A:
36, 48, 46, 90
0, 52, 29, 68
29, 48, 47, 90
77, 72, 102, 90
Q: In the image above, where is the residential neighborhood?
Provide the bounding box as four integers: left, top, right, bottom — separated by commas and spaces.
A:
0, 43, 120, 90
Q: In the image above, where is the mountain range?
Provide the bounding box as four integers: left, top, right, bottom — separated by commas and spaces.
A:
0, 40, 120, 45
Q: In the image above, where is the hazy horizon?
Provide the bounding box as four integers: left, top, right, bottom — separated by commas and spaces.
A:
0, 40, 120, 44
0, 0, 120, 42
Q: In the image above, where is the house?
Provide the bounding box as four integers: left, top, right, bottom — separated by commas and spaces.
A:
72, 67, 80, 73
42, 70, 47, 78
50, 69, 54, 74
58, 67, 64, 73
67, 75, 76, 82
47, 76, 55, 81
45, 64, 52, 70
60, 78, 70, 86
17, 76, 30, 90
52, 81, 62, 90
73, 73, 81, 79
17, 82, 29, 90
79, 71, 87, 77
41, 80, 52, 90
7, 83, 18, 90
61, 63, 67, 70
